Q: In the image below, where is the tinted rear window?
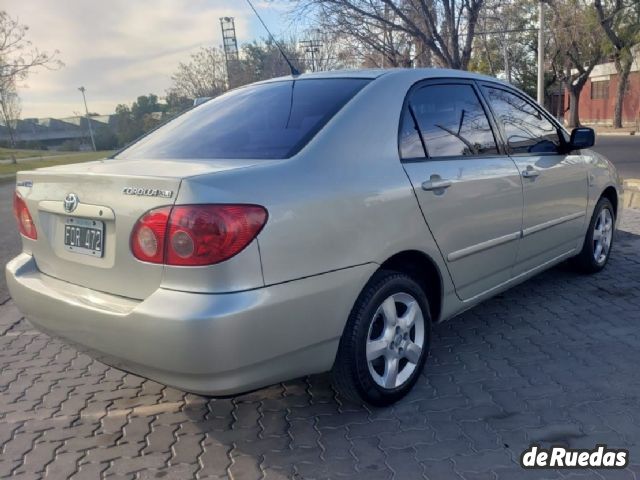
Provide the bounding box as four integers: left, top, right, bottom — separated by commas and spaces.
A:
115, 78, 370, 160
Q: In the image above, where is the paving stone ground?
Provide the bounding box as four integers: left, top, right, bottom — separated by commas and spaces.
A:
1, 209, 640, 480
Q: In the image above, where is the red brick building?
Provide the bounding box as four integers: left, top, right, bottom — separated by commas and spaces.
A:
565, 56, 640, 126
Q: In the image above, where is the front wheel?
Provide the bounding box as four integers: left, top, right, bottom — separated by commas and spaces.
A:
332, 270, 431, 406
571, 197, 615, 273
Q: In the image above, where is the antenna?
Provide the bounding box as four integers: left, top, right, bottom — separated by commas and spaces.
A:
245, 0, 300, 76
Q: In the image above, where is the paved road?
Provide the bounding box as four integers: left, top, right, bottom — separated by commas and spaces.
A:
0, 210, 639, 479
592, 135, 640, 179
0, 183, 21, 303
1, 137, 638, 302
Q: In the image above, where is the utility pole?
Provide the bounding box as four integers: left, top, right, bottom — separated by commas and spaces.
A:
78, 86, 96, 151
220, 17, 239, 87
299, 39, 323, 72
537, 0, 545, 106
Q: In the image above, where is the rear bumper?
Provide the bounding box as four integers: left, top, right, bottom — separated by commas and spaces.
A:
6, 253, 375, 395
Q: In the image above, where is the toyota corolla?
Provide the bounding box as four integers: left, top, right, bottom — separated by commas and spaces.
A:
6, 69, 622, 405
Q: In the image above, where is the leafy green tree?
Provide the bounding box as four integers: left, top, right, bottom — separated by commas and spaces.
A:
165, 92, 192, 118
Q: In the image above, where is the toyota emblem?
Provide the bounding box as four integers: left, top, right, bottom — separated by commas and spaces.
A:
63, 193, 79, 213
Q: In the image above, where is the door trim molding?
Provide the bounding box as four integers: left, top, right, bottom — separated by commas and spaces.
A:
459, 248, 577, 305
522, 212, 585, 238
447, 210, 585, 263
447, 231, 521, 262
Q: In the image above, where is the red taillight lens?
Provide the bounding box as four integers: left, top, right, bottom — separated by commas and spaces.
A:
130, 207, 171, 263
130, 205, 268, 266
13, 192, 37, 240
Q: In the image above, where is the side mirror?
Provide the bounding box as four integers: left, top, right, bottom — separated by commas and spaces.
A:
569, 127, 595, 149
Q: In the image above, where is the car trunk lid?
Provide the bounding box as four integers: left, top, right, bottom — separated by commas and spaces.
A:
15, 157, 263, 299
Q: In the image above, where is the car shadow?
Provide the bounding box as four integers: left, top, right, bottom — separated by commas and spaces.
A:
179, 226, 640, 478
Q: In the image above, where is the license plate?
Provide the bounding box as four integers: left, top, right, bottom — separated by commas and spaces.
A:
64, 217, 105, 257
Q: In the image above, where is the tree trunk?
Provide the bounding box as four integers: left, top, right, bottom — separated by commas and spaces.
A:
0, 97, 17, 157
612, 57, 632, 129
567, 75, 589, 128
567, 87, 580, 128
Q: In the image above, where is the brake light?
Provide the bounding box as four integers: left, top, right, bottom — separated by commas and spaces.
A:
130, 207, 171, 263
13, 192, 37, 240
131, 205, 268, 266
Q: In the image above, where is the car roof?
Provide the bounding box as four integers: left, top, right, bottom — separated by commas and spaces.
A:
257, 68, 513, 88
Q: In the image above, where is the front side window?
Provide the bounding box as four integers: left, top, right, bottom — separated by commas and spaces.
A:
482, 86, 561, 154
116, 78, 370, 160
401, 83, 498, 159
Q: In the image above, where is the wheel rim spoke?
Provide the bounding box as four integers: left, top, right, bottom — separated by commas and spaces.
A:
404, 342, 422, 364
366, 339, 388, 361
383, 357, 399, 388
381, 296, 397, 326
399, 301, 417, 329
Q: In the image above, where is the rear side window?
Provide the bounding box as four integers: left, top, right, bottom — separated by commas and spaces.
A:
116, 78, 370, 160
400, 84, 498, 159
482, 86, 561, 154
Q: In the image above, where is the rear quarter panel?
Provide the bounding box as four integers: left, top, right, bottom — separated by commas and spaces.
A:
179, 72, 456, 313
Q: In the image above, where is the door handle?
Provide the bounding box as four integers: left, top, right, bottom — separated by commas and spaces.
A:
422, 177, 452, 191
521, 168, 540, 179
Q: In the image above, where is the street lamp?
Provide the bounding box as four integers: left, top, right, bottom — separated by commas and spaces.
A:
78, 86, 96, 152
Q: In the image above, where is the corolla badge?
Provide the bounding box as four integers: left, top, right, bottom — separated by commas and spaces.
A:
122, 187, 174, 198
63, 193, 79, 213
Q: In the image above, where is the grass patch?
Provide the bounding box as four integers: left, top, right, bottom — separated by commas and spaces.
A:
0, 151, 114, 176
0, 147, 71, 161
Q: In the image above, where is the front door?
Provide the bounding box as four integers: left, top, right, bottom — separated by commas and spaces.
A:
400, 80, 524, 301
480, 85, 589, 276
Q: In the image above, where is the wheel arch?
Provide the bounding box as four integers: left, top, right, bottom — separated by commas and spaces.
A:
378, 250, 443, 323
600, 185, 619, 218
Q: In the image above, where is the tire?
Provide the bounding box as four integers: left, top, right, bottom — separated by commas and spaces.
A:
332, 269, 431, 406
571, 197, 615, 273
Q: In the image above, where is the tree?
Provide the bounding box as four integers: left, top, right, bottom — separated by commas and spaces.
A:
167, 47, 228, 99
114, 104, 142, 147
469, 0, 539, 95
594, 0, 640, 128
235, 39, 305, 84
165, 92, 192, 118
0, 11, 61, 159
0, 76, 20, 148
114, 95, 165, 147
293, 0, 485, 70
0, 11, 61, 82
548, 0, 605, 127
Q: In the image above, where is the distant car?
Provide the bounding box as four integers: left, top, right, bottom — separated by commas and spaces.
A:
6, 69, 622, 405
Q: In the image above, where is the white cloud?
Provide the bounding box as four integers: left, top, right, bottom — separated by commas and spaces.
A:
4, 0, 292, 118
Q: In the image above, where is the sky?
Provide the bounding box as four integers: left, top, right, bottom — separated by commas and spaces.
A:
5, 0, 296, 118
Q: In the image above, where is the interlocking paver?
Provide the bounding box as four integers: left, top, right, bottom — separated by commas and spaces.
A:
1, 208, 639, 478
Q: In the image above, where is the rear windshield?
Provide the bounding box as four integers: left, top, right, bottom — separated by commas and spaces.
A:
115, 78, 370, 160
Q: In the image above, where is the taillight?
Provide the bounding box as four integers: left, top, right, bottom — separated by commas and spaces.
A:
130, 207, 171, 263
130, 205, 268, 266
13, 192, 37, 240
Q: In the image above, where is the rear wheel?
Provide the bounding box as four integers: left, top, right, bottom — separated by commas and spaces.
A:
571, 197, 615, 273
332, 270, 431, 406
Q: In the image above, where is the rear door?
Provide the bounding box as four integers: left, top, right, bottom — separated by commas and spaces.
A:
400, 80, 524, 301
479, 84, 588, 275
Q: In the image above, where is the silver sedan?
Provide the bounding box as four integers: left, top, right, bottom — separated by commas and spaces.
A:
6, 69, 622, 405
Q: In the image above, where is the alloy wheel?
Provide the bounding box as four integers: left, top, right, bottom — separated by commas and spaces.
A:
366, 292, 425, 389
593, 207, 613, 264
